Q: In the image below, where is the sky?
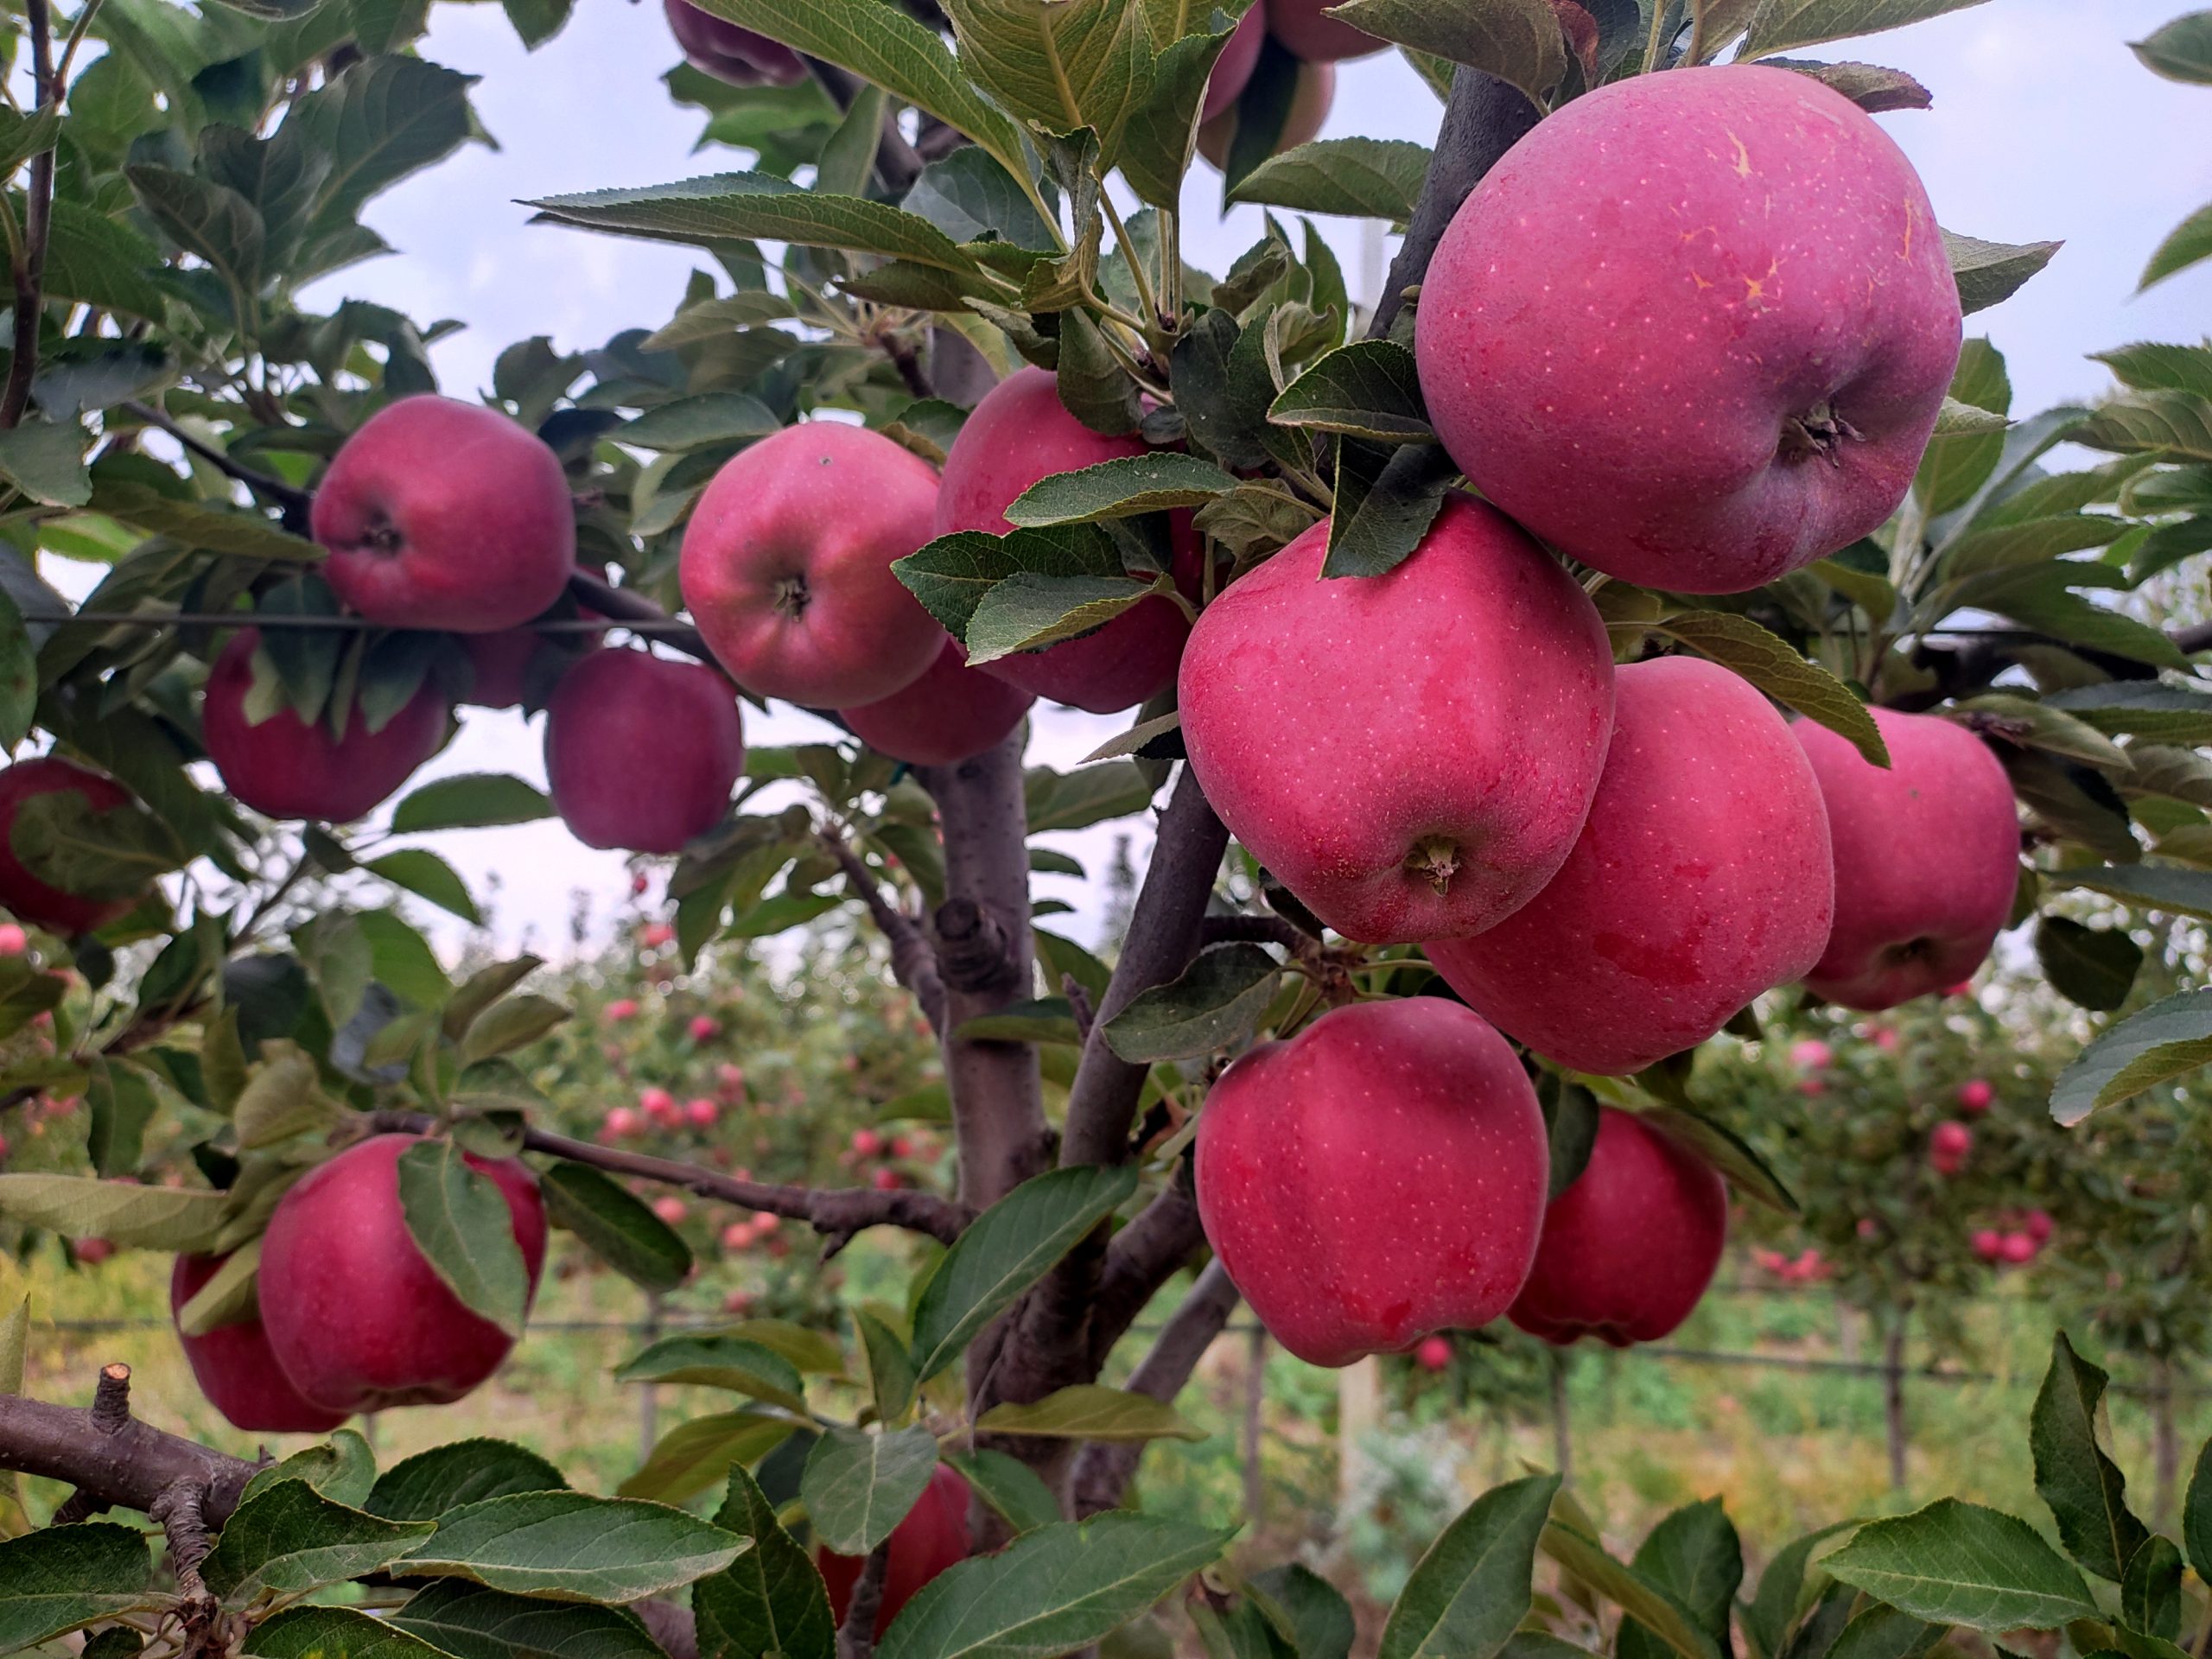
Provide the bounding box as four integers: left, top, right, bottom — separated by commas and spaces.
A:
58, 0, 2212, 960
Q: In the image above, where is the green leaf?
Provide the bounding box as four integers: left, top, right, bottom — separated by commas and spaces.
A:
1540, 1517, 1720, 1659
1738, 0, 1994, 60
2133, 13, 2212, 83
694, 1464, 836, 1659
365, 849, 483, 924
617, 1334, 808, 1414
953, 996, 1084, 1046
894, 524, 1124, 641
2142, 202, 2212, 292
2051, 987, 2212, 1123
2048, 866, 2212, 924
1950, 695, 2128, 770
289, 55, 476, 227
246, 1606, 454, 1659
1326, 440, 1458, 578
965, 571, 1176, 666
86, 1057, 159, 1177
529, 173, 980, 271
368, 1440, 569, 1522
1823, 1498, 2100, 1630
2034, 917, 2141, 1014
1940, 228, 2062, 315
1321, 0, 1563, 104
10, 776, 184, 899
395, 1491, 747, 1602
1622, 1497, 1742, 1652
2047, 683, 2212, 745
1006, 454, 1240, 526
1741, 1522, 1857, 1659
945, 1448, 1062, 1538
1821, 1605, 1944, 1659
2031, 1332, 2151, 1582
1119, 25, 1231, 207
874, 1515, 1232, 1659
1379, 1474, 1559, 1659
1229, 138, 1431, 221
0, 1523, 156, 1650
392, 1582, 667, 1659
539, 1161, 691, 1294
0, 1173, 227, 1249
2187, 1437, 2212, 1586
2122, 1535, 2184, 1642
41, 200, 168, 319
1269, 340, 1432, 442
939, 0, 1149, 160
620, 1410, 796, 1507
203, 1481, 436, 1604
461, 994, 569, 1063
857, 1308, 918, 1427
975, 1384, 1206, 1443
1027, 761, 1156, 832
1249, 1564, 1355, 1659
126, 164, 264, 296
1101, 943, 1281, 1062
800, 1425, 940, 1555
1656, 612, 1887, 766
232, 1039, 336, 1150
0, 107, 62, 175
904, 149, 1060, 251
87, 479, 319, 559
1942, 514, 2125, 580
395, 1137, 532, 1337
0, 418, 93, 507
619, 393, 781, 452
910, 1163, 1139, 1381
392, 772, 553, 834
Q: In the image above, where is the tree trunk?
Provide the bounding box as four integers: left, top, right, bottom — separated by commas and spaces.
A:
1883, 1317, 1909, 1492
1552, 1350, 1573, 1486
1338, 1357, 1378, 1526
639, 1292, 664, 1467
2154, 1357, 2183, 1532
1243, 1325, 1266, 1528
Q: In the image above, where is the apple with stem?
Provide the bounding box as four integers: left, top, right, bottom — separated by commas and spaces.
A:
170, 1254, 350, 1433
544, 649, 745, 853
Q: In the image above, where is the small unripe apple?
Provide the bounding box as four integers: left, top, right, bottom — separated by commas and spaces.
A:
852, 1128, 882, 1157
0, 759, 146, 935
1789, 1039, 1833, 1071
202, 629, 449, 823
258, 1133, 548, 1412
1265, 0, 1381, 60
1197, 997, 1548, 1367
819, 1465, 972, 1635
682, 423, 944, 708
652, 1196, 689, 1226
663, 0, 804, 86
690, 1015, 720, 1042
1510, 1108, 1727, 1347
1419, 66, 1959, 594
1957, 1078, 1994, 1114
314, 396, 575, 633
171, 1254, 349, 1433
1181, 498, 1613, 944
1414, 1334, 1452, 1373
1971, 1229, 2004, 1263
606, 998, 641, 1022
684, 1097, 717, 1128
842, 639, 1034, 767
545, 650, 745, 853
1999, 1231, 2037, 1265
1197, 60, 1334, 169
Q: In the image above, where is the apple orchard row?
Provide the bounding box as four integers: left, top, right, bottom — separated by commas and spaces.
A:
0, 62, 2005, 1450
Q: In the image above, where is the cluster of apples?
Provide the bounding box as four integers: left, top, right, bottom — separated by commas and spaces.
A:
170, 1132, 545, 1433
1188, 67, 2014, 1369
1971, 1207, 2054, 1266
1751, 1248, 1834, 1285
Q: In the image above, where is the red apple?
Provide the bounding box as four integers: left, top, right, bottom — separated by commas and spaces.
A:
663, 0, 804, 86
682, 422, 943, 708
721, 1221, 752, 1250
1999, 1231, 2037, 1265
652, 1196, 689, 1226
1510, 1108, 1727, 1347
1414, 1334, 1452, 1373
1180, 497, 1613, 944
871, 1167, 902, 1192
606, 998, 641, 1022
313, 396, 575, 632
170, 1254, 348, 1433
1972, 1229, 2004, 1262
1789, 1039, 1834, 1071
257, 1133, 548, 1412
1873, 1027, 1901, 1053
544, 649, 746, 853
684, 1097, 718, 1128
202, 629, 448, 823
1425, 657, 1834, 1075
1796, 1079, 1827, 1098
73, 1237, 115, 1265
1198, 60, 1334, 169
935, 368, 1200, 715
1265, 0, 1381, 60
604, 1106, 644, 1140
1203, 2, 1266, 121
842, 639, 1033, 767
1857, 1217, 1880, 1240
819, 1464, 971, 1635
2025, 1208, 2053, 1243
1195, 997, 1548, 1367
641, 1087, 678, 1124
721, 1288, 756, 1315
639, 922, 676, 949
1415, 65, 1961, 594
0, 759, 146, 934
1957, 1078, 1994, 1114
0, 923, 25, 954
717, 1062, 746, 1096
690, 1015, 720, 1042
1795, 708, 2018, 1010
890, 1135, 915, 1160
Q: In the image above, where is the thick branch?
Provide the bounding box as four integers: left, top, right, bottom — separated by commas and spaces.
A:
1367, 70, 1539, 340
1089, 1179, 1205, 1370
1059, 766, 1226, 1169
0, 0, 55, 429
836, 1542, 892, 1659
367, 1109, 969, 1250
823, 831, 947, 1035
568, 571, 721, 665
1069, 1260, 1240, 1516
0, 1378, 257, 1526
1198, 914, 1310, 951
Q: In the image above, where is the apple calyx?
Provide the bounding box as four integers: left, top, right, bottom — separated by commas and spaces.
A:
1403, 834, 1463, 896
772, 572, 812, 619
1778, 402, 1866, 467
352, 515, 407, 557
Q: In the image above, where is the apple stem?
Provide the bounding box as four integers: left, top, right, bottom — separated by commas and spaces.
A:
1778, 403, 1866, 467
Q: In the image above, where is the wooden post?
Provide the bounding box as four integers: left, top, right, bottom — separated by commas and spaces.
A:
1551, 1350, 1573, 1485
1242, 1325, 1266, 1527
1882, 1315, 1909, 1492
639, 1292, 664, 1467
2154, 1357, 2183, 1532
1338, 1356, 1378, 1522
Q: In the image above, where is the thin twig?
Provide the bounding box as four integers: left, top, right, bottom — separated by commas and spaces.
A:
1069, 1260, 1239, 1516
120, 401, 312, 527
0, 1367, 260, 1527
568, 570, 723, 667
823, 830, 947, 1035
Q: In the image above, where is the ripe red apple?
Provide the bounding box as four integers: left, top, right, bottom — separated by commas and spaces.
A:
652, 1196, 689, 1225
1795, 709, 2018, 1010
1509, 1108, 1727, 1347
1196, 997, 1548, 1367
1198, 61, 1335, 168
313, 396, 575, 632
721, 1221, 752, 1250
2025, 1207, 2053, 1243
1789, 1039, 1834, 1071
606, 998, 640, 1022
721, 1288, 756, 1315
257, 1133, 548, 1412
682, 423, 943, 708
684, 1096, 717, 1128
0, 759, 146, 934
690, 1015, 720, 1042
202, 629, 449, 823
1415, 65, 1961, 594
1971, 1229, 2004, 1263
544, 649, 745, 853
1957, 1078, 1994, 1114
1426, 657, 1834, 1075
663, 0, 804, 85
871, 1167, 902, 1192
0, 923, 24, 954
890, 1135, 915, 1160
1873, 1027, 1901, 1053
604, 1106, 643, 1140
852, 1128, 882, 1157
935, 368, 1200, 715
1999, 1231, 2037, 1265
820, 1464, 971, 1634
73, 1237, 115, 1265
1414, 1334, 1452, 1373
1180, 498, 1613, 944
842, 639, 1034, 767
170, 1254, 348, 1433
717, 1062, 746, 1096
1265, 0, 1381, 60
1203, 1, 1266, 121
1929, 1121, 1971, 1179
1796, 1078, 1827, 1099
